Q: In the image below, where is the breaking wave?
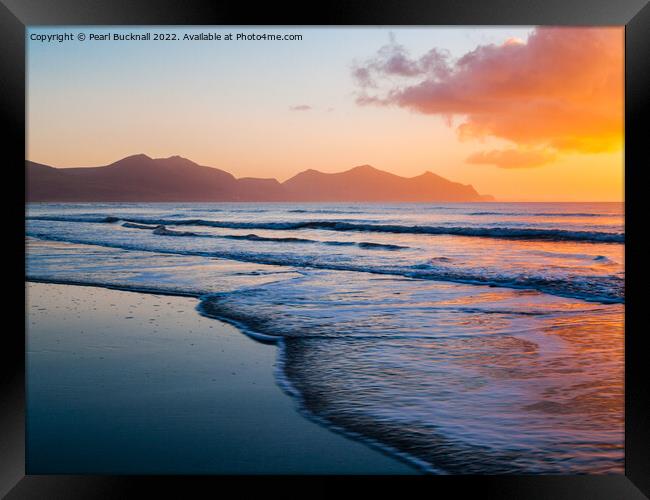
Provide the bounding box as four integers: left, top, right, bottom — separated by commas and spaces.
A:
28, 215, 624, 243
25, 230, 623, 303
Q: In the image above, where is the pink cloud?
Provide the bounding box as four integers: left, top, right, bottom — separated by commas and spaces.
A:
353, 28, 623, 167
352, 37, 451, 88
289, 104, 312, 111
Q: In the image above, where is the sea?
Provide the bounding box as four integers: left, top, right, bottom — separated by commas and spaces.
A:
26, 202, 625, 474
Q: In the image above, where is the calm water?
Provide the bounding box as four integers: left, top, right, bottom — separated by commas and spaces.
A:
26, 202, 624, 473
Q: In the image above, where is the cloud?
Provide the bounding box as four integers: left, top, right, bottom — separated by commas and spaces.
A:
289, 104, 312, 111
353, 28, 623, 167
466, 148, 556, 168
352, 36, 451, 88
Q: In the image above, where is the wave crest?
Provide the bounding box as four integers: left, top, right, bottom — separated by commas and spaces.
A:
28, 215, 624, 243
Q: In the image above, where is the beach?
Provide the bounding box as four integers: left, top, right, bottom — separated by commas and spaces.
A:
26, 202, 625, 474
26, 282, 417, 474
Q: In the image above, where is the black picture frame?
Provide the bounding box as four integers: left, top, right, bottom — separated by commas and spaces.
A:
2, 0, 648, 497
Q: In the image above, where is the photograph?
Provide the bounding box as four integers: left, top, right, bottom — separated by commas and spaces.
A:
24, 25, 626, 476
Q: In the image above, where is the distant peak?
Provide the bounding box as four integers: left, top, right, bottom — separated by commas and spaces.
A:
417, 170, 442, 179
123, 153, 152, 161
158, 155, 193, 163
107, 153, 153, 167
344, 164, 383, 175
156, 155, 202, 168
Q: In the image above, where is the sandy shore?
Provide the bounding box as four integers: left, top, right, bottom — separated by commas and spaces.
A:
26, 282, 416, 474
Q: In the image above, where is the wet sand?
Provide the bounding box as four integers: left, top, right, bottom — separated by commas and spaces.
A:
26, 282, 417, 474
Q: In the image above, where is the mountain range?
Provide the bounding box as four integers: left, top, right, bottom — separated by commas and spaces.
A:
26, 154, 493, 202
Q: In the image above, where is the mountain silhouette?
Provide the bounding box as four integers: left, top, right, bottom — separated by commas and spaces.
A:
26, 154, 493, 202
282, 164, 488, 202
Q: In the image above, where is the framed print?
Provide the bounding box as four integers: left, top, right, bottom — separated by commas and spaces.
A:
1, 0, 649, 497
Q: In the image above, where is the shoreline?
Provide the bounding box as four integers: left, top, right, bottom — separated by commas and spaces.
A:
27, 277, 441, 472
26, 281, 418, 474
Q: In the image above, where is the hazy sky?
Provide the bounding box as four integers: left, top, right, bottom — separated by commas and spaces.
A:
27, 26, 624, 201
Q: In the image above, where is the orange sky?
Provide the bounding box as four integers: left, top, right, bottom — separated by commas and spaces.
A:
27, 27, 624, 201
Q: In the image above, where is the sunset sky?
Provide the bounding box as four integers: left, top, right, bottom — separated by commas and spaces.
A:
27, 27, 624, 201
